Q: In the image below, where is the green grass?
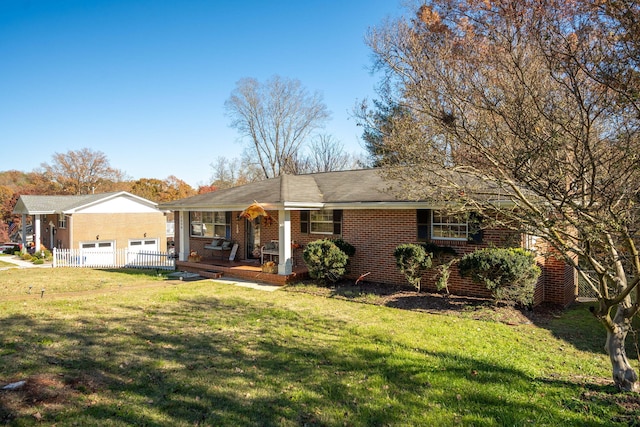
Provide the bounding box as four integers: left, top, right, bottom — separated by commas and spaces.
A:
0, 268, 637, 426
0, 267, 167, 298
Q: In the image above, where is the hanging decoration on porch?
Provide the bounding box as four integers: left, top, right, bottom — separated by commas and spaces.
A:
239, 201, 275, 226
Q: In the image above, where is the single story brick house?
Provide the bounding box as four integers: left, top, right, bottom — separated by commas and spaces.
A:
13, 192, 168, 258
160, 169, 576, 306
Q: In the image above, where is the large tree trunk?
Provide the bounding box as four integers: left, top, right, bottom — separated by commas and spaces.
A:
605, 306, 640, 392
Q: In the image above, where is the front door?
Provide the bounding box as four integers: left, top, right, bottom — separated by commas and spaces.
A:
245, 218, 261, 259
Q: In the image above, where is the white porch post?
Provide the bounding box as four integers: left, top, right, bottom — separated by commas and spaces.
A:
49, 221, 55, 249
178, 211, 189, 261
278, 208, 292, 275
34, 214, 42, 252
21, 214, 27, 253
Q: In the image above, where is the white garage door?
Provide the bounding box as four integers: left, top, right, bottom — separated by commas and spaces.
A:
80, 241, 115, 267
127, 239, 159, 265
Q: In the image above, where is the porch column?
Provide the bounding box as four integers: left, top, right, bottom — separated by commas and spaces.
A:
278, 209, 292, 275
34, 214, 42, 252
49, 221, 55, 249
21, 214, 27, 253
178, 211, 189, 261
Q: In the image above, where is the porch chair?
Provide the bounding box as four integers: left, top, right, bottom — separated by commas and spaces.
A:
204, 238, 233, 259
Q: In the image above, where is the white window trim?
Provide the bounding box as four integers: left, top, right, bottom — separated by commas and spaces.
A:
431, 210, 468, 241
310, 210, 334, 235
190, 211, 229, 238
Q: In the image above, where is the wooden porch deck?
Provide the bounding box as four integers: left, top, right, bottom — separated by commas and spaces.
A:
175, 258, 308, 286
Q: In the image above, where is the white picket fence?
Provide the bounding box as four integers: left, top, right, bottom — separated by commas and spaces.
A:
52, 248, 176, 270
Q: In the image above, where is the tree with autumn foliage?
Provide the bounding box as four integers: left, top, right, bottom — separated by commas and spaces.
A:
129, 176, 196, 202
359, 0, 640, 391
0, 171, 60, 241
40, 148, 127, 195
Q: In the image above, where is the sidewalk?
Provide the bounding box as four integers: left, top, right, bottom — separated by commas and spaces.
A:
0, 255, 51, 269
212, 277, 281, 292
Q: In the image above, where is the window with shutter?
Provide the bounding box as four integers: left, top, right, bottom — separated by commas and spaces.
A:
307, 210, 342, 235
417, 209, 429, 241
300, 211, 309, 234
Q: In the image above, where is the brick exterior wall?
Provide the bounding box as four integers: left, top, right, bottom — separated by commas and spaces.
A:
41, 214, 70, 249
182, 207, 576, 306
341, 209, 519, 299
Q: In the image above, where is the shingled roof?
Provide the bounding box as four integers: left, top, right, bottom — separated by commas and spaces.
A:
159, 167, 519, 213
13, 192, 157, 215
159, 169, 416, 211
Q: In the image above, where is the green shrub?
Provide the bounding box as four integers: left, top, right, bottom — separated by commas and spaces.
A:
32, 248, 51, 260
303, 239, 348, 284
422, 242, 457, 259
32, 258, 44, 265
2, 245, 19, 254
435, 260, 454, 295
458, 247, 541, 306
21, 253, 32, 261
394, 244, 433, 292
330, 238, 356, 257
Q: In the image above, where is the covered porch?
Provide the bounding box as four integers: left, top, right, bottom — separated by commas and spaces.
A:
175, 257, 308, 286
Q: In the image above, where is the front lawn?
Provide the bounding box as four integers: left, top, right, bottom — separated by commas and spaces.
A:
0, 268, 637, 426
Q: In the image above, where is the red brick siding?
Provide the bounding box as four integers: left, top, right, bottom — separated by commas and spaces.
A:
529, 241, 576, 307
180, 207, 576, 305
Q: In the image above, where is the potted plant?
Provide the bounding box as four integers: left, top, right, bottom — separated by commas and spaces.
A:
262, 261, 278, 274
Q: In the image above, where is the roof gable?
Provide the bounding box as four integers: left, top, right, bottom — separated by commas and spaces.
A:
13, 192, 159, 215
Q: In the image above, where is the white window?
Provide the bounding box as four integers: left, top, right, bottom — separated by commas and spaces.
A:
190, 211, 230, 238
310, 211, 333, 234
431, 210, 468, 241
57, 214, 67, 229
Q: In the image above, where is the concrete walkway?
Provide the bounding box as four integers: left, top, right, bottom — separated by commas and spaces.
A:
210, 277, 282, 292
0, 255, 52, 269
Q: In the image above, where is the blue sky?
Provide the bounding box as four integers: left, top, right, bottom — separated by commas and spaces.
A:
0, 0, 402, 187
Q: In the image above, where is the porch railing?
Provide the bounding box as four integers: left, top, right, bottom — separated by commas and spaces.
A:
52, 248, 176, 270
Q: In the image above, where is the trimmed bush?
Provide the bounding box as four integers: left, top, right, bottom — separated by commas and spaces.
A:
458, 247, 541, 306
32, 247, 52, 261
330, 238, 356, 257
422, 242, 457, 259
303, 239, 349, 284
394, 244, 433, 292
